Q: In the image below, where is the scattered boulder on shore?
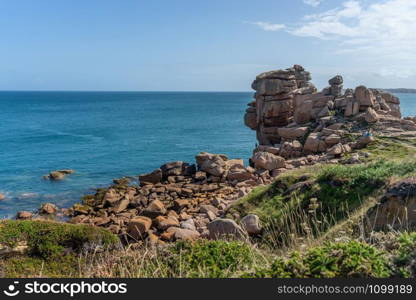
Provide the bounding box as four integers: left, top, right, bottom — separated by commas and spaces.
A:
251, 151, 285, 171
207, 219, 246, 240
16, 211, 33, 220
138, 169, 163, 186
39, 203, 58, 215
241, 214, 262, 235
66, 151, 264, 244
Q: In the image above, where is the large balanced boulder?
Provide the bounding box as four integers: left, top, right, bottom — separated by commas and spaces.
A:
207, 219, 245, 239
241, 214, 262, 235
355, 86, 375, 108
303, 133, 320, 153
244, 65, 405, 148
128, 216, 152, 240
139, 169, 162, 186
251, 152, 285, 171
195, 152, 228, 177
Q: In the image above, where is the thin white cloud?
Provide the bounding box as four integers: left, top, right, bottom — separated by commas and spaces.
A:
249, 0, 416, 84
303, 0, 323, 7
289, 0, 416, 78
251, 22, 286, 31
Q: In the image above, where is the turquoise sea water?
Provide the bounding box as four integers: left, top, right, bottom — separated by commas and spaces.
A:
0, 92, 255, 217
0, 91, 415, 218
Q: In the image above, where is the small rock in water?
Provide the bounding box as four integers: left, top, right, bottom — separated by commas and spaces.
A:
43, 169, 75, 181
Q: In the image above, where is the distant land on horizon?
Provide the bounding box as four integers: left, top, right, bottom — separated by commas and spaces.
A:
377, 88, 416, 94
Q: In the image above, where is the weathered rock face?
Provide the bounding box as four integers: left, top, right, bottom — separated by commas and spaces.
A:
251, 151, 285, 170
244, 65, 403, 150
139, 169, 163, 186
247, 65, 316, 145
241, 65, 412, 178
241, 214, 262, 235
367, 178, 416, 230
39, 203, 58, 215
207, 218, 245, 239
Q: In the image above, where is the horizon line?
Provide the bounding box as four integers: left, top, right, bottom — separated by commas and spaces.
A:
0, 87, 414, 93
0, 89, 254, 93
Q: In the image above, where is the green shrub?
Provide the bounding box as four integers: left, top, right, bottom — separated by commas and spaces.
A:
246, 241, 391, 278
1, 255, 81, 278
317, 160, 416, 213
165, 240, 257, 278
230, 159, 416, 247
0, 220, 119, 259
392, 232, 416, 277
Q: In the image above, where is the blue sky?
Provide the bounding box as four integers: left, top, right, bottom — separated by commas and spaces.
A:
0, 0, 414, 91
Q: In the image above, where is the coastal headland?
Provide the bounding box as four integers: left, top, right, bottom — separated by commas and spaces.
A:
2, 65, 416, 278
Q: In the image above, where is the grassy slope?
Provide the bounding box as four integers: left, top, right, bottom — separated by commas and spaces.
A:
229, 137, 416, 248
0, 220, 119, 277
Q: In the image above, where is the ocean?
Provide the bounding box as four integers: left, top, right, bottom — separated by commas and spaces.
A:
0, 91, 415, 218
0, 91, 255, 218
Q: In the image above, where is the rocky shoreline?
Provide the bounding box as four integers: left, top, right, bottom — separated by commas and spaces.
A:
13, 65, 416, 247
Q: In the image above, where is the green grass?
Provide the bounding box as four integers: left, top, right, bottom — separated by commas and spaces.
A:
1, 255, 81, 278
70, 240, 269, 278
166, 240, 258, 278
245, 240, 391, 278
392, 232, 416, 277
0, 220, 119, 259
229, 158, 416, 248
316, 160, 416, 218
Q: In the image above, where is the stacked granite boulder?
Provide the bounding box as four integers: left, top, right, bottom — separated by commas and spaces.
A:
244, 65, 317, 145
244, 64, 415, 176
